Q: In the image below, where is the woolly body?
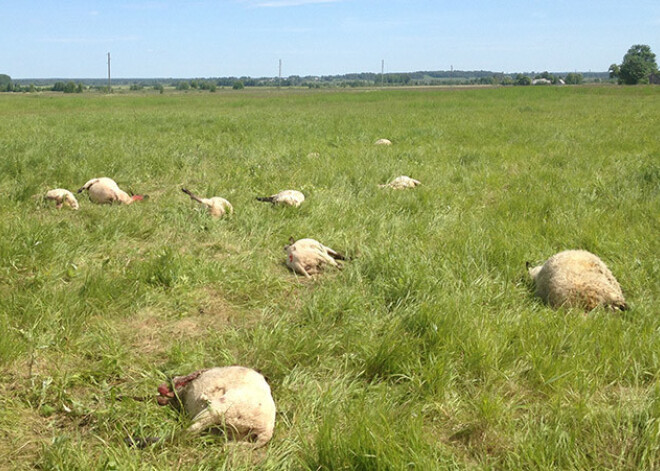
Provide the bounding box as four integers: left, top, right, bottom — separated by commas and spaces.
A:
374, 138, 392, 146
182, 188, 233, 217
78, 177, 135, 205
379, 176, 421, 190
284, 238, 344, 278
158, 366, 276, 448
46, 189, 79, 210
257, 190, 305, 207
528, 250, 627, 311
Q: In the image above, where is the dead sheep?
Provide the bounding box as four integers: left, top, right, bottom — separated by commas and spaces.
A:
284, 237, 345, 278
527, 249, 628, 311
257, 190, 305, 207
181, 188, 233, 217
379, 176, 421, 190
45, 189, 79, 210
78, 177, 146, 205
374, 138, 392, 146
155, 366, 276, 448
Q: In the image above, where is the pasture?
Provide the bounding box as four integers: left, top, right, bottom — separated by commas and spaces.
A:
0, 85, 659, 470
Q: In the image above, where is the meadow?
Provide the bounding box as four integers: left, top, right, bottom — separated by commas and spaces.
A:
0, 85, 658, 470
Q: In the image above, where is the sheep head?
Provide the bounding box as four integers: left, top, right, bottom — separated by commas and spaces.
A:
526, 261, 543, 281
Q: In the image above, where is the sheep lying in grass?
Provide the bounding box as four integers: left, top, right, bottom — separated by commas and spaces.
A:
181, 188, 233, 217
527, 250, 628, 311
374, 138, 392, 146
156, 366, 276, 448
285, 237, 345, 278
78, 177, 146, 205
45, 189, 79, 210
257, 190, 305, 207
379, 176, 421, 190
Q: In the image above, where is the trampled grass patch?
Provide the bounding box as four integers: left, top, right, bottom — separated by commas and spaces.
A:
0, 86, 658, 469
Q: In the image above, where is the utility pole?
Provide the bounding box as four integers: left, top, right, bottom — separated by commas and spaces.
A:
107, 52, 111, 92
278, 59, 282, 89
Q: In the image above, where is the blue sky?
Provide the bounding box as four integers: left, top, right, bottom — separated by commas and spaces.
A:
1, 0, 658, 78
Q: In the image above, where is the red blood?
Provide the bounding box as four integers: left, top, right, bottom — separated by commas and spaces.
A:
157, 383, 172, 396
156, 396, 171, 406
132, 194, 144, 201
173, 370, 206, 390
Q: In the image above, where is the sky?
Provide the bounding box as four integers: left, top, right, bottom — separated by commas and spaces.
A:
1, 0, 658, 79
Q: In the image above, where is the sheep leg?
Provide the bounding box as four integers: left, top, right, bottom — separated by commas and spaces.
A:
110, 188, 122, 204
181, 188, 205, 205
322, 245, 346, 261
292, 260, 312, 278
187, 406, 221, 435
187, 400, 239, 436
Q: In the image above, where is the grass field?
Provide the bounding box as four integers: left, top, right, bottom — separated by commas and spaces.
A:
0, 85, 659, 470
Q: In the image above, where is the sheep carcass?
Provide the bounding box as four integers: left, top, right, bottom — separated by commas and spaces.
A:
528, 249, 628, 311
46, 189, 79, 210
257, 190, 305, 207
284, 237, 345, 278
379, 176, 421, 190
78, 177, 145, 205
182, 188, 233, 217
157, 366, 276, 448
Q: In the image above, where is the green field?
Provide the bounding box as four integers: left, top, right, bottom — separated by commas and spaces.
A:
1, 86, 659, 470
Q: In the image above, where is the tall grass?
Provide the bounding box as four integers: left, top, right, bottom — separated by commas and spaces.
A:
0, 86, 658, 469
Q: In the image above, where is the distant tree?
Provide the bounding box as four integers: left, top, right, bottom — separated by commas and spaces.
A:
564, 73, 583, 85
52, 81, 66, 92
153, 84, 164, 94
500, 75, 514, 86
0, 74, 11, 92
608, 63, 620, 80
232, 80, 244, 90
176, 81, 190, 91
76, 83, 84, 93
515, 74, 531, 86
198, 81, 216, 92
63, 81, 76, 93
613, 44, 658, 84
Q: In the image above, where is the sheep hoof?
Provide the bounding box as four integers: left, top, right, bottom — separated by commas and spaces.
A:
124, 436, 161, 448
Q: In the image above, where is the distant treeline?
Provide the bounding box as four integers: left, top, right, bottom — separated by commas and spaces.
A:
3, 70, 611, 92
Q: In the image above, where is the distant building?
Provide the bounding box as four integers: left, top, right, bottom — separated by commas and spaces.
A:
532, 78, 552, 85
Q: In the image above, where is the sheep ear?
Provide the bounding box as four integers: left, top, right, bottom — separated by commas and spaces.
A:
289, 236, 295, 244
